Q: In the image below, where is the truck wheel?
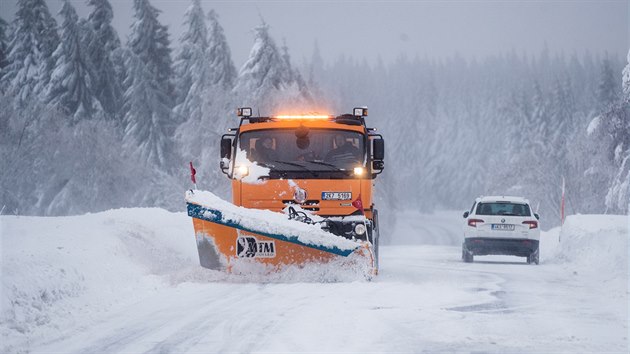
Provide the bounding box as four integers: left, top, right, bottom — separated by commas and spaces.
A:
372, 210, 380, 272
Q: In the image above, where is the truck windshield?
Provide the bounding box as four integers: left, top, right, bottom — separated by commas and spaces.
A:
237, 129, 365, 173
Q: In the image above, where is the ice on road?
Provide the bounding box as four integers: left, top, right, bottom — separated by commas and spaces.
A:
1, 209, 627, 353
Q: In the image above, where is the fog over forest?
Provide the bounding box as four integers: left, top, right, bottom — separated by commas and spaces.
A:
0, 0, 628, 235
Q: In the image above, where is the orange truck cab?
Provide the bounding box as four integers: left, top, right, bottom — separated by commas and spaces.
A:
219, 107, 386, 263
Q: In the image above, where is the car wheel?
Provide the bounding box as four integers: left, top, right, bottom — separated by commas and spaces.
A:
527, 248, 540, 265
462, 244, 473, 263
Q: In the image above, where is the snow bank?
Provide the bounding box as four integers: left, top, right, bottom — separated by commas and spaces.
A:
549, 214, 628, 277
1, 204, 371, 352
186, 189, 363, 251
0, 209, 198, 352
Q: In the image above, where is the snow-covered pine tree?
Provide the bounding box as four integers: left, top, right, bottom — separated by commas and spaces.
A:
529, 82, 549, 154
122, 48, 173, 168
174, 0, 208, 108
1, 0, 59, 107
235, 21, 310, 112
128, 0, 175, 104
86, 0, 123, 117
280, 39, 295, 84
0, 16, 8, 80
597, 56, 618, 110
206, 9, 236, 89
88, 0, 120, 51
602, 50, 630, 213
33, 0, 60, 93
308, 40, 324, 88
281, 39, 310, 100
174, 7, 237, 197
235, 22, 287, 100
46, 1, 101, 122
623, 49, 630, 102
122, 0, 176, 168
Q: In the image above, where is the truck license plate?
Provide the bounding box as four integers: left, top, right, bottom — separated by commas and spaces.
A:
321, 192, 352, 200
492, 224, 515, 231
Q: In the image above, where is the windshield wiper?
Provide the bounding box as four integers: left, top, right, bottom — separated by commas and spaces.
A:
303, 160, 343, 171
271, 160, 319, 177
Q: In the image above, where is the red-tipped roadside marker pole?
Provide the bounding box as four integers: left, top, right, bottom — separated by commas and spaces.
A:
561, 176, 565, 226
190, 161, 197, 190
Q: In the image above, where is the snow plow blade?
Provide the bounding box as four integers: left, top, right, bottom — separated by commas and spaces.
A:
186, 190, 376, 277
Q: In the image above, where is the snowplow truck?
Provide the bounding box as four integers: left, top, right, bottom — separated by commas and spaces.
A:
186, 107, 385, 275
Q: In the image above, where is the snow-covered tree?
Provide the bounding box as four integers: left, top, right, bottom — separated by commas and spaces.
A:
1, 0, 59, 106
0, 17, 9, 79
603, 51, 630, 213
596, 100, 630, 213
34, 0, 60, 91
597, 56, 618, 110
121, 0, 176, 168
281, 39, 310, 99
173, 8, 237, 195
87, 0, 120, 51
122, 49, 173, 168
528, 82, 549, 154
46, 1, 101, 121
280, 39, 295, 84
206, 9, 236, 89
623, 49, 630, 102
235, 22, 310, 111
86, 0, 123, 117
308, 40, 324, 88
174, 0, 208, 107
128, 0, 174, 104
235, 22, 287, 97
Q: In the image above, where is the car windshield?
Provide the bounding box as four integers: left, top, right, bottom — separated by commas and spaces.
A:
476, 202, 531, 216
237, 128, 365, 172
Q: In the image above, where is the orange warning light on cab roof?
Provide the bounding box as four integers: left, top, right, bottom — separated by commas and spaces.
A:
273, 114, 333, 120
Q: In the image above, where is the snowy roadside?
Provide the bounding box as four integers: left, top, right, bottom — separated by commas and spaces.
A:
0, 209, 201, 353
1, 209, 627, 352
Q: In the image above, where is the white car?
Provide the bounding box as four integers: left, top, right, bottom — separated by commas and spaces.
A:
462, 196, 541, 264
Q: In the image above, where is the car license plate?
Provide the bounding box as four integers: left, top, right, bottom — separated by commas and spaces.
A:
492, 224, 515, 231
321, 192, 351, 200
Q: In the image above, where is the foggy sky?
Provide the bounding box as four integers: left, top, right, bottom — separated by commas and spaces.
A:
1, 0, 628, 67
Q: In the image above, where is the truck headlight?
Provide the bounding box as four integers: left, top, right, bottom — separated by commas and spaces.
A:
236, 165, 249, 177
353, 167, 365, 176
354, 223, 366, 235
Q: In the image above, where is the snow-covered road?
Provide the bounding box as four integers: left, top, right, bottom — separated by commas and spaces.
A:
2, 210, 628, 353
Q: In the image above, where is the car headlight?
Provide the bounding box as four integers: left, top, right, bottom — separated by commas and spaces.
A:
354, 223, 366, 235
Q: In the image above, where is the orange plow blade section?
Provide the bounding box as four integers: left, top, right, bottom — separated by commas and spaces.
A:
186, 191, 375, 278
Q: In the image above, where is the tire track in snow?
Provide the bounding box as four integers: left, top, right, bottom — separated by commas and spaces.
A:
33, 285, 238, 353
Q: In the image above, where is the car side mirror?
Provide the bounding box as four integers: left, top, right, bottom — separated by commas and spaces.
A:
220, 138, 232, 159
463, 211, 469, 218
372, 139, 384, 160
534, 213, 540, 220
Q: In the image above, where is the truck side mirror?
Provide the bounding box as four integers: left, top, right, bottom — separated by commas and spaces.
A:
372, 160, 384, 170
463, 211, 469, 218
221, 138, 232, 159
373, 139, 384, 160
534, 213, 540, 220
